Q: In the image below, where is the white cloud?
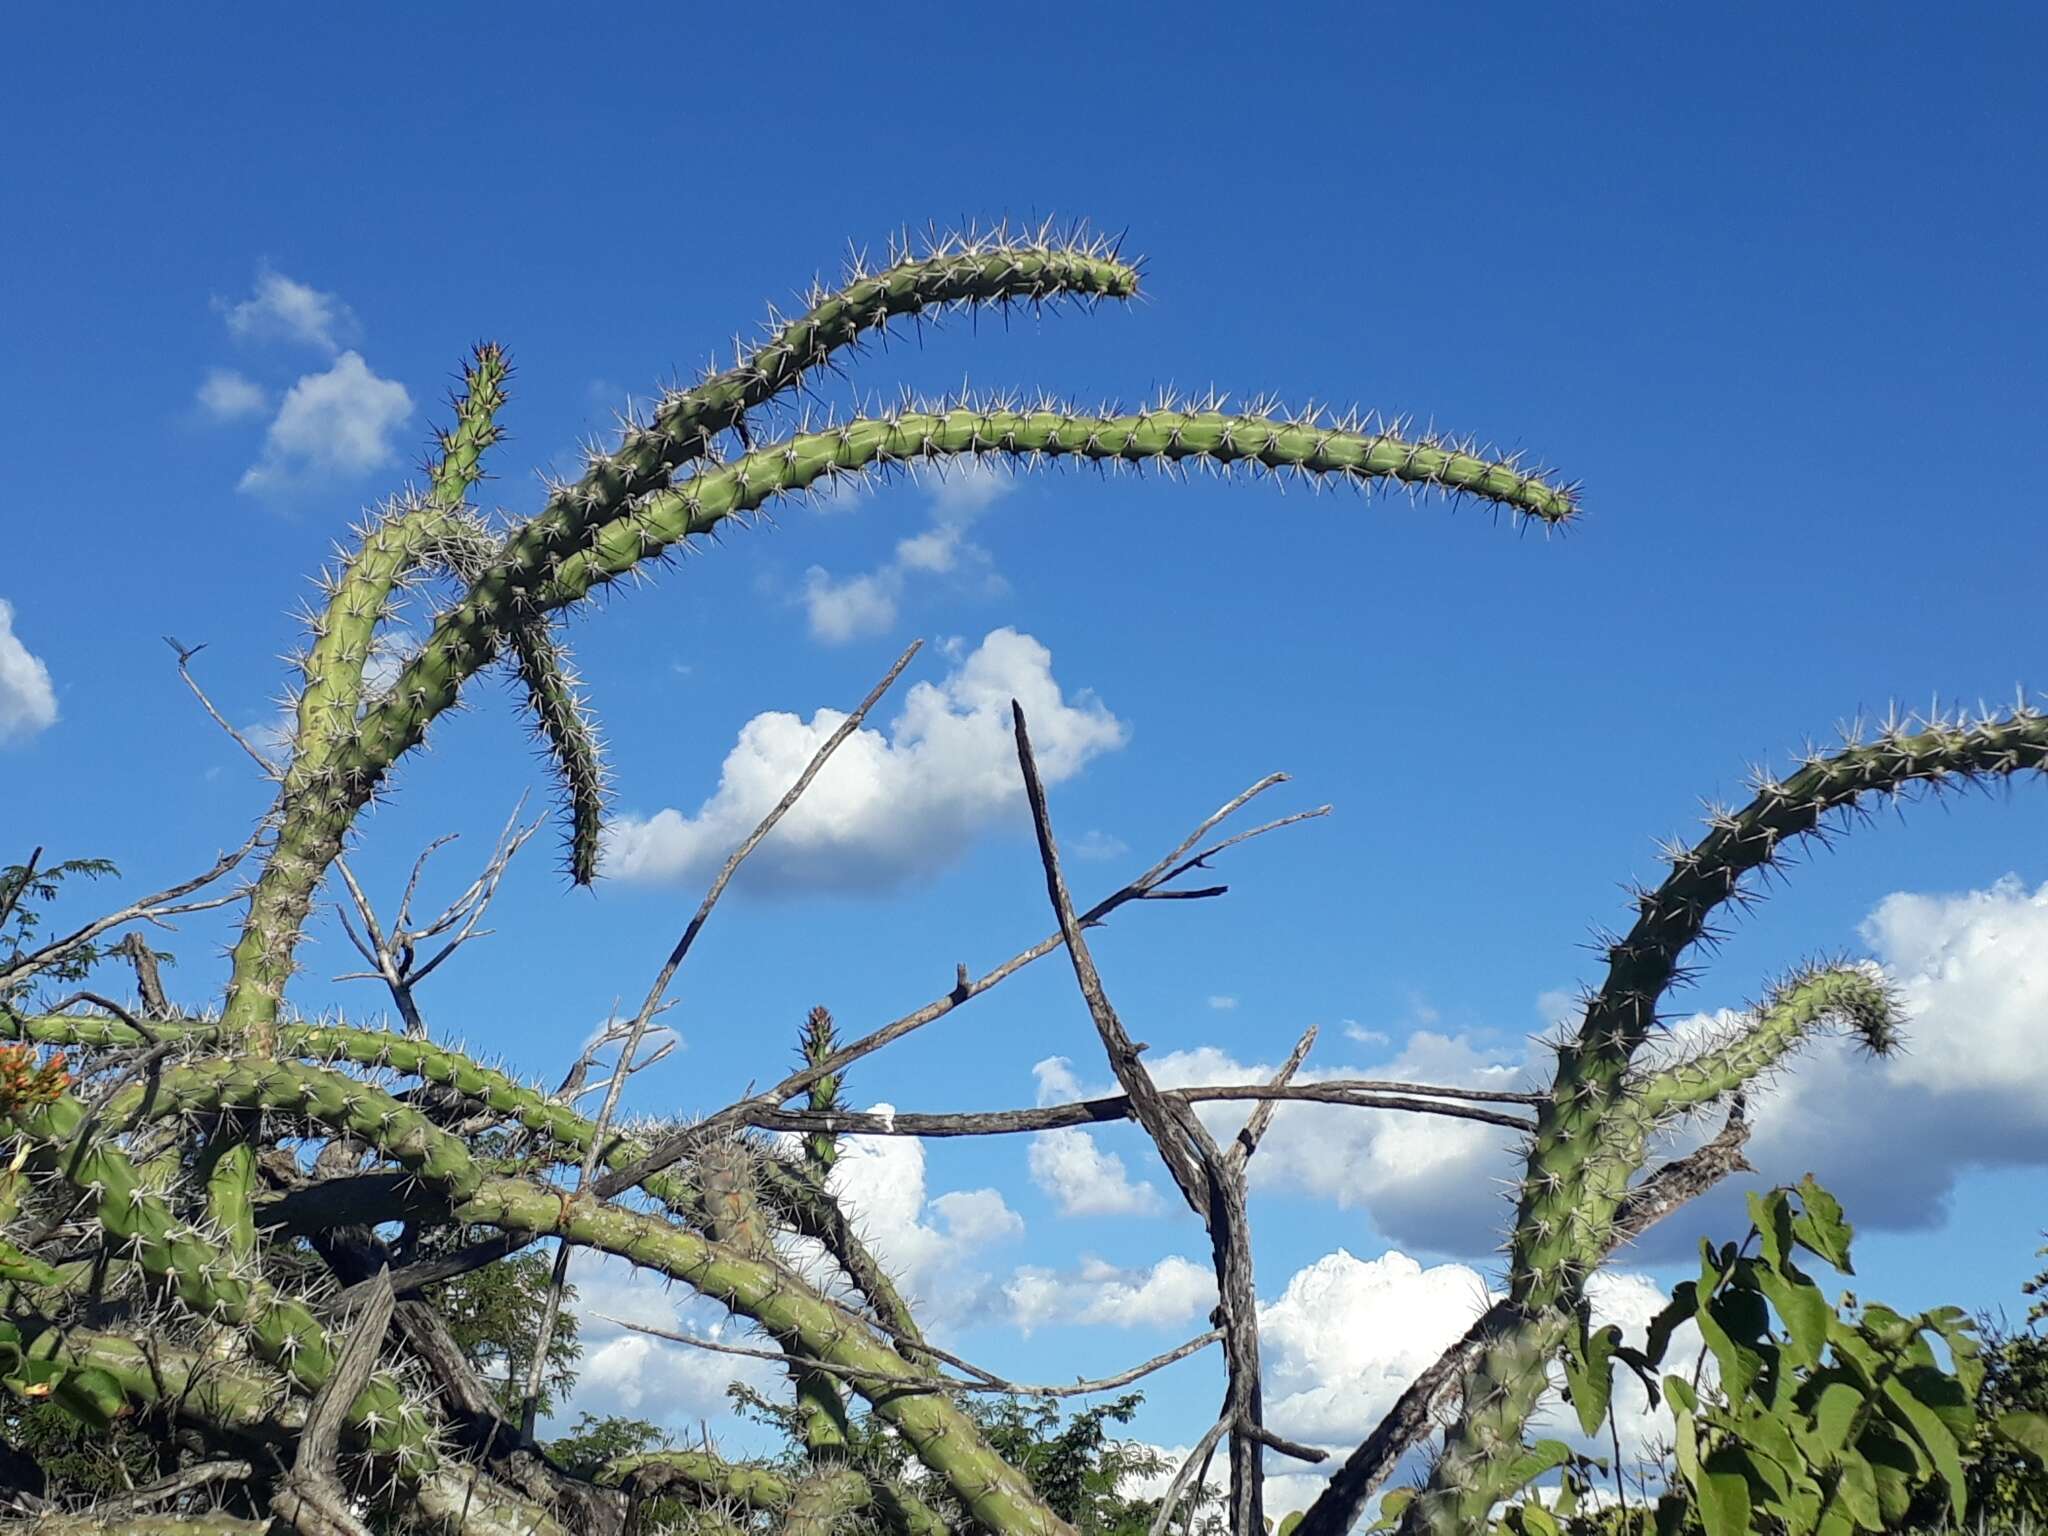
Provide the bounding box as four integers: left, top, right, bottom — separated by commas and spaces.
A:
798, 462, 1016, 644
1260, 1248, 1498, 1447
238, 352, 413, 495
1254, 1248, 1704, 1493
0, 600, 57, 744
196, 367, 268, 421
1662, 873, 2048, 1241
563, 1252, 780, 1426
1005, 1254, 1214, 1334
1208, 995, 1239, 1012
1033, 1056, 1087, 1106
802, 566, 897, 644
821, 1106, 1023, 1329
1069, 830, 1130, 862
1145, 1033, 1532, 1256
603, 628, 1127, 892
1029, 1129, 1162, 1217
221, 268, 355, 353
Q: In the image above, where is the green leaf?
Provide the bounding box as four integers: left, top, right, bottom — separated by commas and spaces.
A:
1757, 1257, 1831, 1371
51, 1364, 124, 1429
1499, 1439, 1574, 1497
1801, 1374, 1866, 1459
1750, 1187, 1794, 1273
1991, 1409, 2048, 1466
1277, 1513, 1303, 1536
1694, 1447, 1753, 1536
1700, 1290, 1769, 1402
1790, 1175, 1854, 1273
1645, 1281, 1698, 1368
1878, 1367, 1966, 1518
1364, 1488, 1414, 1533
1561, 1321, 1621, 1437
1517, 1502, 1559, 1536
1831, 1447, 1881, 1531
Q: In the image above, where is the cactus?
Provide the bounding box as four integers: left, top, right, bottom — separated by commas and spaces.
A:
217, 227, 1575, 1041
12, 223, 2033, 1536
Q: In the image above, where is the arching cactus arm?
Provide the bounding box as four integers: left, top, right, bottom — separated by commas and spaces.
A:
1624, 962, 1902, 1124
229, 346, 511, 1040
32, 1053, 1076, 1536
226, 395, 1574, 1039
1392, 711, 2048, 1535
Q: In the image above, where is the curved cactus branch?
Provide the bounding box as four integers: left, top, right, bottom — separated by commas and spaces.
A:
225, 397, 1575, 1036
222, 234, 1147, 1036
1400, 707, 2048, 1535
15, 1052, 1078, 1536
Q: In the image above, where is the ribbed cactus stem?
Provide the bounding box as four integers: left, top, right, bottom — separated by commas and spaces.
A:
5, 1012, 706, 1215
18, 1048, 1073, 1536
227, 344, 510, 1045
8, 1090, 439, 1472
801, 1005, 841, 1177
222, 241, 1140, 1038
1404, 711, 2048, 1535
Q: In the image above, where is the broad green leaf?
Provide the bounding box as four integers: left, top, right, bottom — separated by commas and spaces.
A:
1860, 1421, 1920, 1527
1831, 1448, 1880, 1531
1499, 1439, 1574, 1497
1561, 1322, 1621, 1437
1750, 1187, 1794, 1272
1791, 1175, 1854, 1273
1757, 1258, 1831, 1371
1878, 1367, 1966, 1518
1694, 1448, 1753, 1536
1645, 1282, 1698, 1368
1700, 1291, 1768, 1401
1801, 1374, 1866, 1459
1517, 1502, 1559, 1536
1277, 1513, 1304, 1536
1365, 1488, 1414, 1533
1991, 1409, 2048, 1466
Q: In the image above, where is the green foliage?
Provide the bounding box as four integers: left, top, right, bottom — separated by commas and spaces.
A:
0, 854, 119, 999
420, 1226, 584, 1419
1490, 1180, 2047, 1536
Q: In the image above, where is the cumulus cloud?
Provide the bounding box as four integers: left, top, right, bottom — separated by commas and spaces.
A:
603, 628, 1127, 892
1029, 1129, 1162, 1217
1256, 1249, 1704, 1494
220, 268, 356, 353
820, 1106, 1024, 1329
802, 567, 898, 644
1005, 1255, 1214, 1334
1143, 1032, 1532, 1257
800, 460, 1015, 643
195, 367, 268, 421
237, 352, 413, 495
563, 1252, 780, 1426
0, 600, 57, 744
1638, 873, 2048, 1246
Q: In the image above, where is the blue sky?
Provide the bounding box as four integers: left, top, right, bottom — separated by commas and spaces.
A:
4, 2, 2046, 1505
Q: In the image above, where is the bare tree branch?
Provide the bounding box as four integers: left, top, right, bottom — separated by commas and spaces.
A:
595, 1312, 1221, 1400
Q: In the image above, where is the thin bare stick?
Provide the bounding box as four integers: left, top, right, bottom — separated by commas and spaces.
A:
518, 639, 924, 1438
745, 1082, 1535, 1139
1231, 1024, 1318, 1168
1014, 699, 1268, 1536
594, 779, 1329, 1202
0, 829, 264, 991
595, 1312, 1220, 1399
1149, 1416, 1231, 1536
0, 847, 41, 935
167, 636, 283, 777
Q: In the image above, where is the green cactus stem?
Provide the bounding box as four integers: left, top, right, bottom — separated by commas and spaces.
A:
15, 1050, 1076, 1536
1402, 709, 2048, 1535
221, 234, 1147, 1038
